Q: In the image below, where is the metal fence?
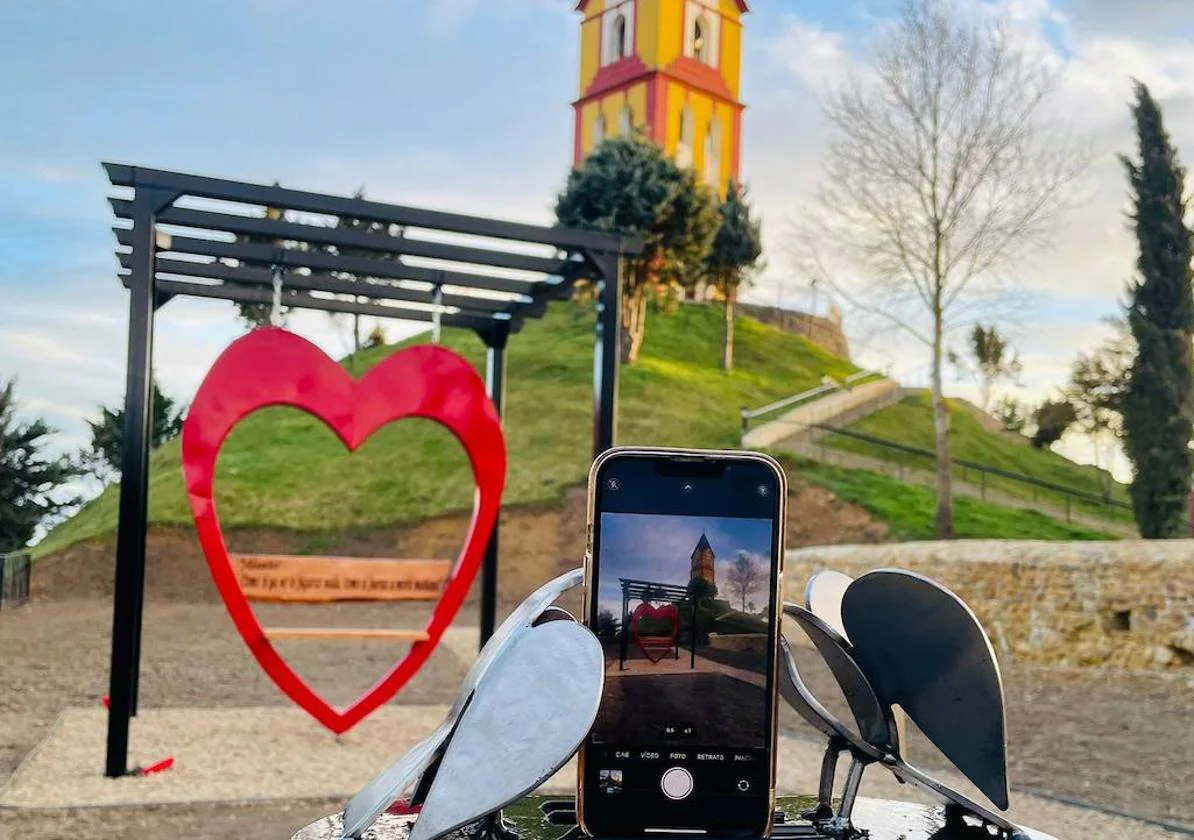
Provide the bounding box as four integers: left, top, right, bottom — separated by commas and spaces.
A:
808, 423, 1134, 522
740, 371, 884, 435
0, 551, 32, 610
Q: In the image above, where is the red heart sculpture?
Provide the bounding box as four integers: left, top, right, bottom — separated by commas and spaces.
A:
181, 327, 505, 734
630, 603, 680, 664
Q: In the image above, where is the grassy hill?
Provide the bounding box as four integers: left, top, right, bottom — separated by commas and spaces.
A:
785, 457, 1114, 541
827, 390, 1131, 521
37, 301, 1117, 557
36, 301, 860, 555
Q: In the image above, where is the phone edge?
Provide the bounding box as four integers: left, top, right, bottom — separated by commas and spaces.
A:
576, 445, 788, 839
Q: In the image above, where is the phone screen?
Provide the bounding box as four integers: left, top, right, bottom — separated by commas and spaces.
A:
581, 452, 783, 838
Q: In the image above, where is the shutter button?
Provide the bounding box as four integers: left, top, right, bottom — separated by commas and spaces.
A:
660, 767, 694, 800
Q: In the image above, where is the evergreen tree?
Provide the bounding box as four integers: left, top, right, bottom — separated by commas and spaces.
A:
967, 325, 1021, 412
1120, 81, 1194, 538
555, 134, 720, 363
1031, 399, 1077, 450
704, 180, 763, 371
0, 379, 81, 551
324, 188, 402, 353
82, 377, 184, 481
233, 189, 290, 329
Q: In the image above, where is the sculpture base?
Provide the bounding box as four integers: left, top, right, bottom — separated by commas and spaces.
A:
293, 795, 1057, 840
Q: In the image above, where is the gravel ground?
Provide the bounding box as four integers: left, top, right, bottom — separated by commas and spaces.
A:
1, 599, 1191, 840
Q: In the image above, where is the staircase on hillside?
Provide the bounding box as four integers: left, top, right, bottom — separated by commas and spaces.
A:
742, 377, 903, 451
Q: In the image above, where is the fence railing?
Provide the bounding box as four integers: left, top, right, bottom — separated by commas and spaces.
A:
740, 371, 884, 435
806, 423, 1133, 522
0, 551, 32, 610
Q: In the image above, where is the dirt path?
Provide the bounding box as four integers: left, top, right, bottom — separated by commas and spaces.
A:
2, 600, 1191, 838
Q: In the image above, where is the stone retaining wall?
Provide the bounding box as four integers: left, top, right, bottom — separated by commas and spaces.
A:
784, 540, 1194, 671
737, 303, 851, 360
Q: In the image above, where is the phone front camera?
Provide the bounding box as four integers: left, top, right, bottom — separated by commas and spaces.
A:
681, 482, 695, 494
757, 484, 770, 497
607, 477, 621, 491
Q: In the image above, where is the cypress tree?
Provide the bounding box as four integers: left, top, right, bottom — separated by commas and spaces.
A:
1120, 81, 1194, 538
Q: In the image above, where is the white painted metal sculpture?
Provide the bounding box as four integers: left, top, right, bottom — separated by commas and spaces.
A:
294, 565, 1059, 840
337, 569, 599, 840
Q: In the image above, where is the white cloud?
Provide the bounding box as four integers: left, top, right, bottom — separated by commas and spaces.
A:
426, 0, 482, 37
764, 15, 856, 92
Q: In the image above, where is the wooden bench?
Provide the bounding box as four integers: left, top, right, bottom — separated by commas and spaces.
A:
232, 554, 451, 642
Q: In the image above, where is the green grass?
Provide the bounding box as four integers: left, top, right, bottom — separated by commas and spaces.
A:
37, 301, 1121, 557
36, 300, 861, 556
827, 391, 1131, 522
780, 456, 1117, 541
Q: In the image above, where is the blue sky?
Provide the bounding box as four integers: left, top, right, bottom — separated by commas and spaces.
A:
3, 0, 1193, 486
595, 512, 772, 616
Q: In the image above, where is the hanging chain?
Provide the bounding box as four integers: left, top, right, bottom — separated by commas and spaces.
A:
269, 263, 284, 327
431, 284, 443, 344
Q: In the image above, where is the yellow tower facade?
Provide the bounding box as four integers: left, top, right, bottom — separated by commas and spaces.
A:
573, 0, 749, 197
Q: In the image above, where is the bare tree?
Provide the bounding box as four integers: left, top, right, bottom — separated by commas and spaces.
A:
725, 551, 762, 612
791, 0, 1087, 538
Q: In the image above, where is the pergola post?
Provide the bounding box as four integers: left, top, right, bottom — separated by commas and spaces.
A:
593, 252, 621, 459
105, 187, 174, 778
479, 322, 510, 648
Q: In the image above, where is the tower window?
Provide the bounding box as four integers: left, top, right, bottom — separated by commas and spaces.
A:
613, 14, 627, 60
620, 104, 633, 137
693, 16, 708, 63
704, 118, 722, 187
677, 105, 694, 168
603, 2, 635, 66
594, 113, 606, 147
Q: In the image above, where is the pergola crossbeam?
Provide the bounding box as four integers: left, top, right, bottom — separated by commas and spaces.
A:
109, 199, 586, 278
104, 162, 638, 255
139, 277, 508, 332
113, 227, 557, 299
117, 254, 528, 317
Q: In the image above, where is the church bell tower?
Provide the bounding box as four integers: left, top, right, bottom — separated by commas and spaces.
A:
572, 0, 749, 197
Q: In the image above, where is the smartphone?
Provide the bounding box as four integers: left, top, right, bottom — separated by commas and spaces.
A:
577, 447, 787, 839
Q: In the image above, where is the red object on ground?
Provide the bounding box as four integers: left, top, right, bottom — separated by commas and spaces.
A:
180, 328, 507, 735
630, 603, 681, 663
386, 800, 423, 815
102, 695, 110, 709
135, 757, 175, 776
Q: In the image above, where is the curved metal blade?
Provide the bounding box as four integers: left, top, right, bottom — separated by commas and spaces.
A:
804, 570, 853, 639
341, 568, 584, 839
779, 634, 849, 744
409, 620, 604, 840
781, 607, 1019, 835
785, 604, 898, 754
841, 569, 1010, 810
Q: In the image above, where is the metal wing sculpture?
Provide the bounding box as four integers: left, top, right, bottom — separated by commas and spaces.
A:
780, 568, 1026, 838
408, 618, 603, 840
803, 569, 853, 639
804, 569, 909, 759
840, 569, 1009, 810
338, 569, 598, 840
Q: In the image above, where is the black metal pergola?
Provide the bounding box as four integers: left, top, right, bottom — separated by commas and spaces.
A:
102, 163, 641, 777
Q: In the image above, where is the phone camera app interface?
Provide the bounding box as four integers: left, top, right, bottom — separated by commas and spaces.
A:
588, 511, 776, 814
